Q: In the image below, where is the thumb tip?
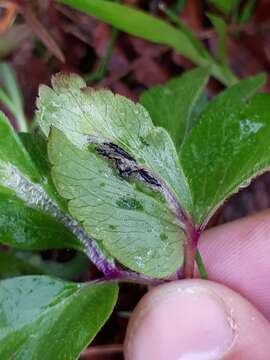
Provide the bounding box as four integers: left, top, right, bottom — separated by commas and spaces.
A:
124, 280, 235, 360
124, 280, 270, 360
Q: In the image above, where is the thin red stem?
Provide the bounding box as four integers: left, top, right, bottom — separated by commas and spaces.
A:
80, 344, 123, 358
183, 222, 201, 278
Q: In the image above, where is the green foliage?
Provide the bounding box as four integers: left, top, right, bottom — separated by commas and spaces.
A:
181, 74, 268, 224
240, 0, 256, 23
208, 0, 239, 14
0, 190, 80, 250
207, 14, 228, 65
0, 111, 38, 180
0, 112, 82, 252
0, 63, 28, 132
0, 277, 118, 359
140, 67, 210, 150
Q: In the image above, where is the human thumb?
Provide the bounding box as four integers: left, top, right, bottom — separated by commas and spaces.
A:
124, 280, 270, 359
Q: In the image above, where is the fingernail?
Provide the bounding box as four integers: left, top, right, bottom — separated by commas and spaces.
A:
124, 283, 236, 360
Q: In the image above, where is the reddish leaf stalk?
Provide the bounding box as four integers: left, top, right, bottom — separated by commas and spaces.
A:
183, 221, 201, 278
88, 269, 166, 287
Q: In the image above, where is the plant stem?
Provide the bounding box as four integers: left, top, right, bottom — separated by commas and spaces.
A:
80, 344, 123, 358
183, 222, 201, 278
195, 249, 208, 279
88, 269, 166, 287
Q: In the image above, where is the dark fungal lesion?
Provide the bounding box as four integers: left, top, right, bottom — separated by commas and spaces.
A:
87, 138, 187, 224
93, 141, 161, 190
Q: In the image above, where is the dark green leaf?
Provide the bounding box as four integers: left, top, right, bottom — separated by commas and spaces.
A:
0, 276, 118, 359
0, 63, 28, 132
208, 14, 227, 65
0, 112, 106, 263
0, 190, 81, 251
208, 0, 239, 14
0, 111, 39, 181
19, 132, 50, 178
181, 77, 270, 225
140, 67, 210, 150
240, 0, 256, 23
19, 132, 67, 209
170, 0, 187, 13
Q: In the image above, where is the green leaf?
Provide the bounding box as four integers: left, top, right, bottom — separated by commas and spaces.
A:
48, 128, 184, 278
37, 73, 191, 212
0, 189, 81, 251
0, 111, 39, 181
240, 0, 256, 23
208, 0, 239, 14
140, 67, 210, 150
0, 63, 28, 132
207, 14, 235, 85
181, 75, 269, 225
0, 111, 113, 271
0, 112, 78, 250
19, 132, 67, 209
19, 132, 50, 179
208, 14, 227, 65
0, 276, 118, 359
170, 0, 187, 13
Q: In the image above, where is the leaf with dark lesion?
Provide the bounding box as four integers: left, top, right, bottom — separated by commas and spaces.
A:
48, 127, 184, 278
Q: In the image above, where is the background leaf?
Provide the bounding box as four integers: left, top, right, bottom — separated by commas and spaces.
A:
207, 14, 227, 65
0, 276, 118, 360
0, 112, 83, 251
0, 189, 81, 251
0, 63, 28, 132
0, 111, 39, 181
0, 111, 112, 271
48, 128, 184, 278
140, 67, 209, 150
240, 0, 256, 23
19, 132, 67, 208
181, 76, 270, 225
208, 0, 239, 14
